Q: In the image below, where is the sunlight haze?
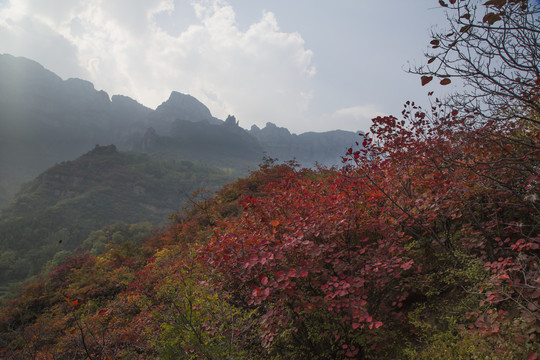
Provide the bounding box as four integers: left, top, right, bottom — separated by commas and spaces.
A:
0, 0, 449, 133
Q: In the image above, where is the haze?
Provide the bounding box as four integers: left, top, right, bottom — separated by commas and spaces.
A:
0, 0, 450, 133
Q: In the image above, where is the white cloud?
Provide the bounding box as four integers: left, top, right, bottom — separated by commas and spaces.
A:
329, 105, 384, 133
0, 0, 316, 130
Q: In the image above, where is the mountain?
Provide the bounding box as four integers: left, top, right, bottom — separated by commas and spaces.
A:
250, 122, 360, 167
0, 144, 235, 294
153, 91, 221, 125
0, 54, 151, 208
135, 118, 264, 169
0, 53, 362, 208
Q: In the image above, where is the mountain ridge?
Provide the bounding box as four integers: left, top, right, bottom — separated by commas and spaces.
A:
0, 53, 362, 208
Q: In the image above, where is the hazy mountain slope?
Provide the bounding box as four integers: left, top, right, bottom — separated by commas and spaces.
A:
0, 53, 361, 208
250, 122, 361, 167
136, 118, 264, 169
0, 54, 151, 207
0, 145, 235, 293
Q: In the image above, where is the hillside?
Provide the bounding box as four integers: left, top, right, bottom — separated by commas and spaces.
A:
0, 120, 538, 357
0, 145, 235, 295
134, 117, 264, 169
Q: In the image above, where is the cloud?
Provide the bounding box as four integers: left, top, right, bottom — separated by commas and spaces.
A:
329, 105, 383, 133
0, 0, 316, 130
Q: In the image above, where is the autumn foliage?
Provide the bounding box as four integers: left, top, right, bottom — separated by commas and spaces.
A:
1, 90, 539, 357
1, 1, 540, 358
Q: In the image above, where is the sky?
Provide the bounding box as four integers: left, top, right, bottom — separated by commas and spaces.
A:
0, 0, 453, 134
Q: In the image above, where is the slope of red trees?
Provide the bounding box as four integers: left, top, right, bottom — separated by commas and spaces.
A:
1, 91, 538, 358
1, 0, 539, 358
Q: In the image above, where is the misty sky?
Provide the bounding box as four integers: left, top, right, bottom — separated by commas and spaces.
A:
0, 0, 453, 134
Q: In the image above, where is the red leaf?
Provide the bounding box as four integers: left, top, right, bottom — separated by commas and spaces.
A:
421, 76, 433, 86
428, 57, 437, 64
430, 40, 440, 46
400, 260, 413, 271
483, 12, 502, 25
440, 78, 452, 85
484, 0, 506, 9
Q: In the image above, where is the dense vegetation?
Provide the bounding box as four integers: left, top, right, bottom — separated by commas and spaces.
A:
0, 145, 236, 296
1, 130, 538, 357
0, 0, 538, 358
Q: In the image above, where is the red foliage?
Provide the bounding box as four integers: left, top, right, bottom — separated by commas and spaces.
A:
199, 167, 418, 351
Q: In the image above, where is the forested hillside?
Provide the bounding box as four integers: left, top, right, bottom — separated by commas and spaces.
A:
0, 145, 235, 296
0, 0, 538, 358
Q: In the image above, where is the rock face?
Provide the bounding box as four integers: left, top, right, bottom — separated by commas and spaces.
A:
154, 91, 213, 123
149, 91, 223, 134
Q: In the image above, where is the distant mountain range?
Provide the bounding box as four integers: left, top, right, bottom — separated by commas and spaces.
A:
0, 53, 362, 208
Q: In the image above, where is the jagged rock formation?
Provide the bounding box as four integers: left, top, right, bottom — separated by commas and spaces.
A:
154, 91, 215, 123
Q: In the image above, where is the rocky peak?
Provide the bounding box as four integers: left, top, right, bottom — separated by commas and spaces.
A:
224, 115, 239, 127
111, 94, 150, 110
0, 53, 62, 88
63, 78, 110, 110
154, 91, 213, 123
250, 122, 291, 142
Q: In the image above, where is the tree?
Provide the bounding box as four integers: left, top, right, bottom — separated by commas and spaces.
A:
413, 0, 539, 125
